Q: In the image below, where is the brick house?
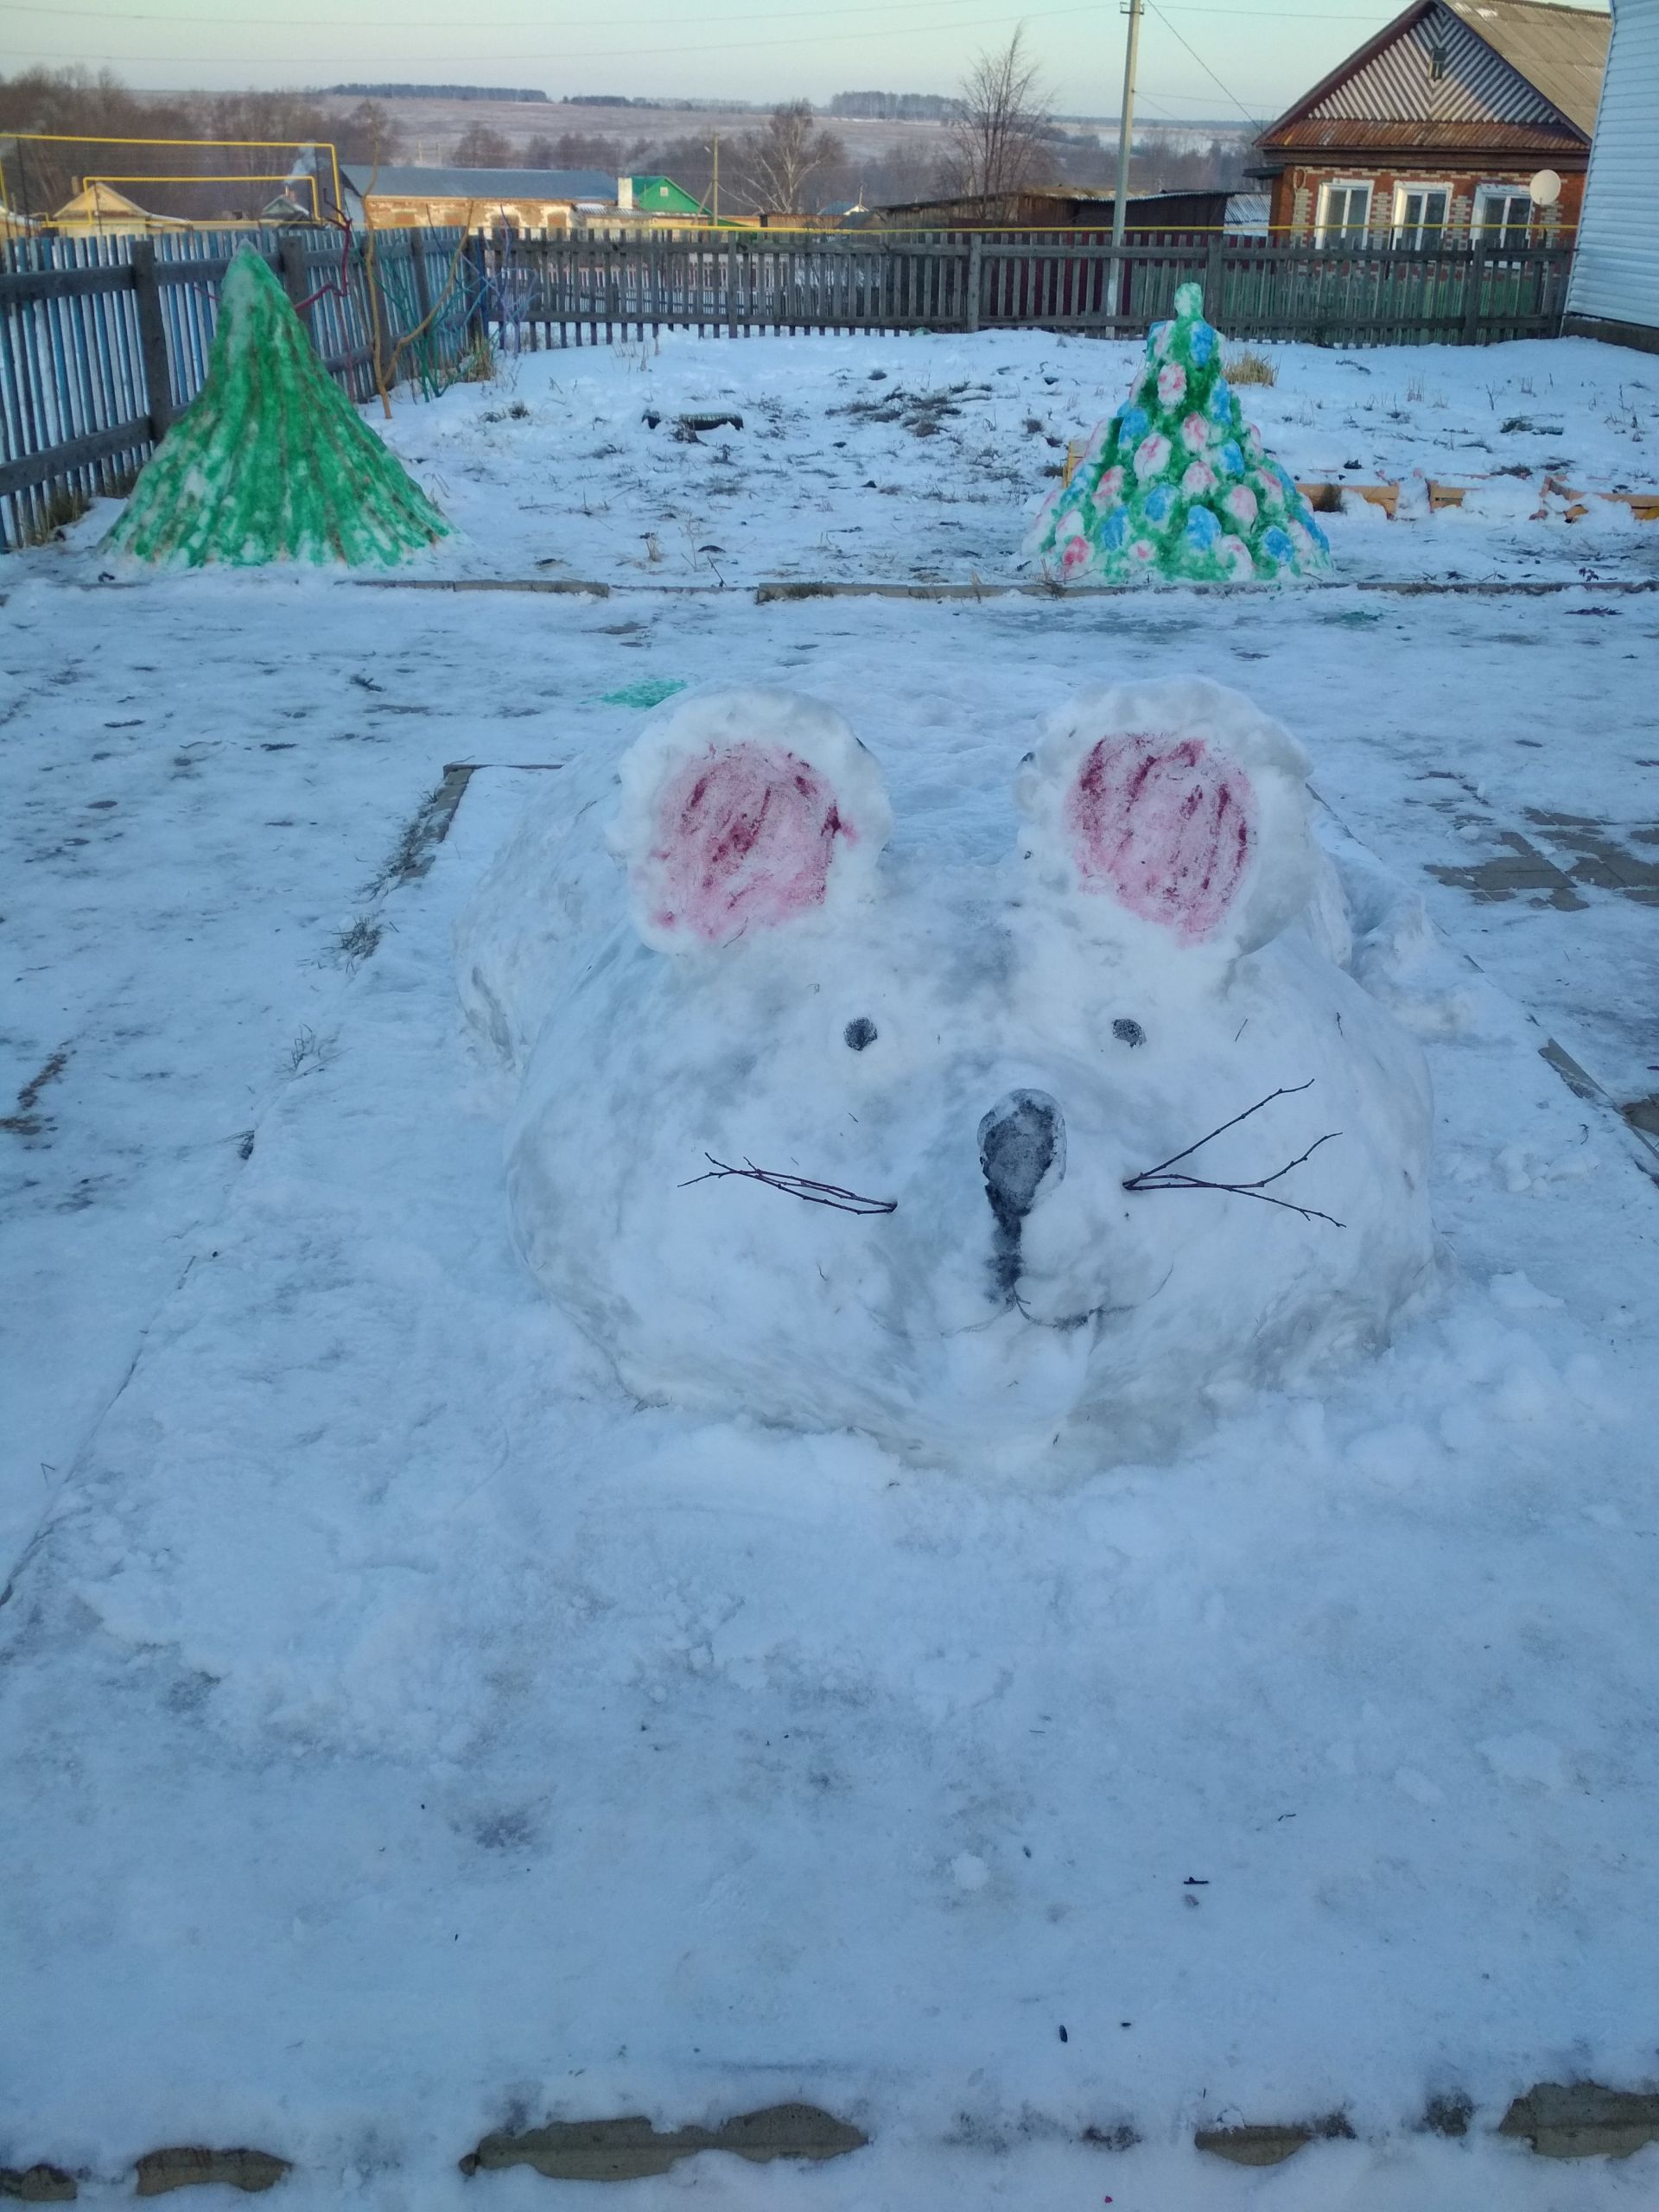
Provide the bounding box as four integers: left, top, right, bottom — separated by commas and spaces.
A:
1251, 0, 1610, 246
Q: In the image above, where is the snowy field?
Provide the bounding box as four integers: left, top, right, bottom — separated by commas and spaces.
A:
3, 330, 1659, 2207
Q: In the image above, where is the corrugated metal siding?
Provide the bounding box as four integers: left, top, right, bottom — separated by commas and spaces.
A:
1567, 0, 1659, 329
1311, 2, 1559, 121
1443, 1, 1610, 137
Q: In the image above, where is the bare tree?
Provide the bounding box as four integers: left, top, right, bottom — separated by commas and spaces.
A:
334, 99, 404, 166
733, 100, 845, 214
450, 122, 515, 168
946, 25, 1053, 198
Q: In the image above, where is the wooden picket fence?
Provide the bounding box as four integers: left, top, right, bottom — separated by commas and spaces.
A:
1, 221, 1573, 552
0, 226, 474, 550
479, 227, 1574, 352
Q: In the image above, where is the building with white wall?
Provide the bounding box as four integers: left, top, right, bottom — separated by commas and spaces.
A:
1565, 0, 1659, 346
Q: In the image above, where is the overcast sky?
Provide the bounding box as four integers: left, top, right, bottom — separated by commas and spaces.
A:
0, 0, 1611, 122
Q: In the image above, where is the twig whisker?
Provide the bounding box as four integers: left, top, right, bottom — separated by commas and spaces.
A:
1122, 1083, 1344, 1230
681, 1154, 897, 1215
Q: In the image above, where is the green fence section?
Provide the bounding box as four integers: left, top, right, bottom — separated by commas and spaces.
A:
476, 228, 1572, 350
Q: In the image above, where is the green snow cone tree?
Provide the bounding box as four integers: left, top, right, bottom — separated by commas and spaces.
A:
106, 247, 449, 569
1026, 282, 1331, 585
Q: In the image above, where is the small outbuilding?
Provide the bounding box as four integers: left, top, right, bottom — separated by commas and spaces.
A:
51, 181, 192, 236
621, 175, 705, 219
341, 164, 619, 232
1564, 0, 1659, 347
867, 186, 1232, 234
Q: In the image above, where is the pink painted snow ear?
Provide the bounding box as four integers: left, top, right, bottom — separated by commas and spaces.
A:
610, 688, 892, 952
1018, 677, 1317, 956
1065, 728, 1255, 944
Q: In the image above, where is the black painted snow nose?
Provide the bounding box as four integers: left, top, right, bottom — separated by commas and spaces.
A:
978, 1090, 1065, 1237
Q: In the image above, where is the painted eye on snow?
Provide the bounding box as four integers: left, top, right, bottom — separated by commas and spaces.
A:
844, 1017, 878, 1052
1112, 1018, 1146, 1047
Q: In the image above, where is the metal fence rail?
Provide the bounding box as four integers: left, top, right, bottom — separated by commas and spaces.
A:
0, 226, 473, 550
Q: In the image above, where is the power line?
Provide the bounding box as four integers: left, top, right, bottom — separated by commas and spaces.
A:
0, 0, 1088, 24
0, 0, 1397, 22
1156, 3, 1382, 13
1144, 0, 1262, 124
3, 2, 1314, 71
0, 15, 1095, 69
0, 0, 1309, 108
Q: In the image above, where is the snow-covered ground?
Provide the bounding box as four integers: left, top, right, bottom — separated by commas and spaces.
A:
3, 331, 1658, 2207
385, 328, 1655, 585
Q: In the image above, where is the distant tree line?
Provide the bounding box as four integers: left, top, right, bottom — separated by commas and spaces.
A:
0, 60, 1244, 225
325, 83, 550, 103
559, 95, 756, 111
827, 92, 965, 121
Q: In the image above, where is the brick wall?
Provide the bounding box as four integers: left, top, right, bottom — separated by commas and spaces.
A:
1266, 164, 1586, 243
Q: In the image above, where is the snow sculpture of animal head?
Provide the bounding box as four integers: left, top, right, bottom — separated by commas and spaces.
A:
459, 679, 1433, 1464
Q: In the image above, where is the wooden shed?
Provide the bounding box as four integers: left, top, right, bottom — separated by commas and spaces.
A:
52, 182, 192, 236
867, 186, 1232, 234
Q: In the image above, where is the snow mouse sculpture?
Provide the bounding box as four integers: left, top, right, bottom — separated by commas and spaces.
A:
458, 680, 1433, 1461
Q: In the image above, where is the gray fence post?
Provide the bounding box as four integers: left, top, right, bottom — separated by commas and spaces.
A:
1462, 241, 1490, 345
966, 234, 982, 334
1204, 229, 1225, 322
362, 232, 396, 394
463, 232, 489, 353
278, 233, 314, 322
130, 240, 175, 440
408, 229, 433, 335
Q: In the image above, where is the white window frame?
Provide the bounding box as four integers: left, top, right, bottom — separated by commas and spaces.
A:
1316, 178, 1374, 246
1473, 183, 1533, 251
1391, 181, 1453, 249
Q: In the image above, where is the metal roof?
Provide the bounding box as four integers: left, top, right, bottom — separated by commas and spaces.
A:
1258, 0, 1608, 148
1443, 0, 1610, 133
1265, 115, 1586, 151
872, 186, 1225, 213
341, 164, 617, 201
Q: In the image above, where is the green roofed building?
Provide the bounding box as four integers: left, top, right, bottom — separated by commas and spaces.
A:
623, 175, 706, 218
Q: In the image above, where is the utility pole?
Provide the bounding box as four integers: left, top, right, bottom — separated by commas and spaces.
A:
1109, 0, 1144, 324
712, 132, 720, 223
1110, 0, 1143, 248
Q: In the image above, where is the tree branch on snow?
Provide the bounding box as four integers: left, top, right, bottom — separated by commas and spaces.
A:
681, 1154, 897, 1215
1122, 1082, 1344, 1228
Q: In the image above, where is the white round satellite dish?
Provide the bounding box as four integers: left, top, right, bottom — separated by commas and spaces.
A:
1529, 168, 1562, 207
